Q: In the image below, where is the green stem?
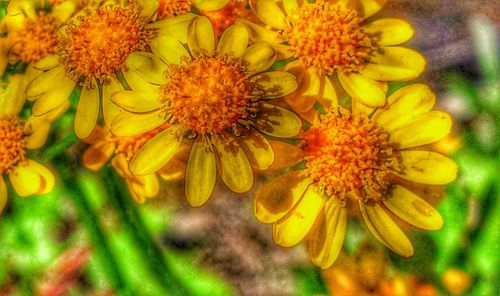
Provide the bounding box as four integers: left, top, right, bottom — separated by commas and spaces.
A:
41, 133, 78, 161
99, 166, 188, 296
54, 160, 132, 295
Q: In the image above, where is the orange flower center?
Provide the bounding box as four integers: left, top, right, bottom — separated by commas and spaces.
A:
59, 3, 152, 86
10, 13, 59, 63
109, 126, 165, 161
160, 51, 256, 135
202, 0, 250, 36
0, 116, 27, 174
157, 0, 191, 19
282, 1, 374, 74
302, 108, 400, 202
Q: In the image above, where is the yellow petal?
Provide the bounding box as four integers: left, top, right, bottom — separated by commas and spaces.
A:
31, 79, 75, 116
254, 171, 310, 223
363, 18, 414, 46
217, 24, 249, 58
102, 78, 124, 127
373, 84, 435, 132
359, 201, 414, 257
338, 72, 386, 107
51, 0, 78, 22
149, 13, 197, 44
235, 19, 290, 58
254, 71, 298, 98
193, 0, 229, 11
240, 130, 274, 170
250, 0, 287, 29
33, 54, 59, 71
282, 0, 299, 15
242, 42, 277, 74
27, 160, 55, 195
26, 66, 66, 97
9, 160, 54, 196
25, 117, 51, 149
75, 86, 99, 139
151, 35, 190, 65
0, 74, 25, 115
125, 52, 167, 85
130, 126, 183, 175
186, 137, 217, 207
267, 141, 305, 172
362, 47, 426, 81
358, 0, 387, 19
111, 91, 160, 113
273, 185, 326, 247
255, 103, 302, 138
396, 151, 458, 185
122, 69, 159, 93
213, 136, 254, 193
130, 174, 160, 198
389, 111, 452, 149
383, 185, 443, 231
188, 16, 215, 53
83, 142, 115, 172
0, 177, 7, 214
111, 110, 166, 137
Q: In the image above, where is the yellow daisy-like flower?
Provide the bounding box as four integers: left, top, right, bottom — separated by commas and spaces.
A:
82, 125, 188, 203
0, 74, 58, 214
254, 84, 458, 269
110, 16, 301, 207
241, 0, 425, 120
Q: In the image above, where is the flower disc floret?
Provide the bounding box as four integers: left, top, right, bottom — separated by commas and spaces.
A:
0, 116, 27, 174
160, 51, 256, 135
283, 0, 374, 74
303, 108, 400, 202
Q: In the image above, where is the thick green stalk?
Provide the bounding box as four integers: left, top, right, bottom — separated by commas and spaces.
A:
41, 133, 78, 161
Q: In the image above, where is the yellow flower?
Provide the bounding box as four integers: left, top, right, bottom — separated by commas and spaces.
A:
0, 74, 58, 214
110, 16, 301, 207
254, 84, 458, 269
82, 125, 188, 203
241, 0, 425, 120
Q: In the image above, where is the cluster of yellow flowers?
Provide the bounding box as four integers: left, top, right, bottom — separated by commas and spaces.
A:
0, 0, 457, 269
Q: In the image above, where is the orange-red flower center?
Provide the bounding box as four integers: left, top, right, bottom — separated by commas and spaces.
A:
160, 51, 255, 135
59, 3, 152, 86
282, 1, 374, 74
302, 108, 400, 202
10, 13, 59, 63
157, 0, 191, 19
0, 116, 27, 174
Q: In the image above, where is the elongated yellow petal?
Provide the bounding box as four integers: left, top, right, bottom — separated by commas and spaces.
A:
251, 0, 287, 29
254, 171, 310, 223
83, 142, 115, 172
33, 54, 59, 71
254, 71, 298, 98
122, 69, 159, 93
282, 0, 298, 15
358, 0, 387, 19
75, 86, 99, 139
389, 111, 452, 149
111, 91, 161, 113
9, 160, 54, 196
25, 160, 55, 195
235, 19, 290, 58
273, 185, 326, 247
255, 103, 302, 138
363, 18, 414, 46
26, 66, 66, 97
149, 13, 197, 44
213, 136, 254, 193
240, 130, 274, 170
32, 79, 75, 116
125, 52, 167, 85
0, 177, 7, 214
242, 42, 277, 74
111, 110, 166, 137
217, 24, 249, 58
130, 174, 160, 198
374, 84, 435, 131
359, 201, 414, 257
186, 137, 217, 207
102, 78, 124, 127
396, 151, 458, 185
383, 185, 443, 230
193, 0, 229, 11
338, 72, 386, 107
130, 126, 183, 175
362, 47, 426, 81
151, 35, 190, 65
25, 117, 51, 149
188, 16, 215, 53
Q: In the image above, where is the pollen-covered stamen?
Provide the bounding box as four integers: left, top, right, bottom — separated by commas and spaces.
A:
302, 108, 400, 203
160, 51, 256, 135
0, 116, 27, 174
157, 0, 191, 19
10, 13, 59, 63
282, 0, 374, 74
109, 127, 164, 161
59, 3, 153, 86
202, 0, 250, 36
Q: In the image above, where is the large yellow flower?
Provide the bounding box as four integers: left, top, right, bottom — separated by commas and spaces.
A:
110, 16, 301, 207
240, 0, 425, 121
254, 84, 457, 269
0, 74, 58, 214
82, 125, 188, 203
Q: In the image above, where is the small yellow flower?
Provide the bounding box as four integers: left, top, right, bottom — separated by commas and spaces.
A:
0, 75, 57, 214
254, 84, 458, 269
82, 125, 188, 203
110, 16, 301, 207
241, 0, 425, 121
